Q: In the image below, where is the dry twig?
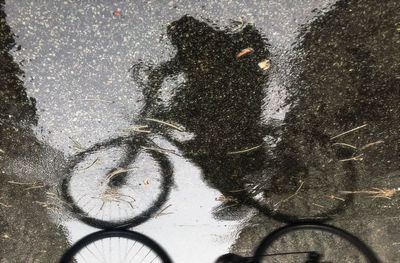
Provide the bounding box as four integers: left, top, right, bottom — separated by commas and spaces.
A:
145, 118, 185, 131
7, 181, 33, 185
227, 144, 263, 155
100, 189, 135, 209
339, 154, 363, 162
274, 181, 305, 207
330, 124, 368, 140
103, 168, 136, 185
24, 185, 45, 191
332, 142, 357, 149
340, 188, 399, 199
46, 192, 73, 208
0, 202, 12, 208
327, 195, 345, 202
78, 158, 100, 170
69, 136, 85, 150
152, 204, 172, 218
7, 180, 45, 191
312, 202, 325, 208
359, 140, 384, 151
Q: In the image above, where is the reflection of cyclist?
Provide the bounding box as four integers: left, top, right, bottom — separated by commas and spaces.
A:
135, 15, 271, 193
133, 15, 353, 223
62, 15, 274, 230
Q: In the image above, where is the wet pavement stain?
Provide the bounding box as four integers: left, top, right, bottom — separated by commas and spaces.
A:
0, 0, 400, 262
0, 0, 68, 261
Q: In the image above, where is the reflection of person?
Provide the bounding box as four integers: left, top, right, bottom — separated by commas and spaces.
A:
133, 15, 356, 223
133, 15, 271, 195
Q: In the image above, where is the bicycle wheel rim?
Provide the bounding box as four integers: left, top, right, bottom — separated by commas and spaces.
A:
61, 136, 174, 229
252, 223, 380, 263
60, 229, 173, 263
228, 152, 357, 223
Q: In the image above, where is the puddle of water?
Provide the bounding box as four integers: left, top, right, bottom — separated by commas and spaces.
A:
64, 140, 252, 262
3, 0, 337, 254
9, 0, 400, 262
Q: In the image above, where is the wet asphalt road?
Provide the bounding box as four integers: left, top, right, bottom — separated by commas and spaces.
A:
1, 0, 400, 262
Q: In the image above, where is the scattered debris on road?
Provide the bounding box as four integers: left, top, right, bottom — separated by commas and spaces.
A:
145, 118, 185, 131
236, 47, 254, 59
340, 188, 399, 199
113, 8, 122, 17
104, 167, 136, 184
274, 180, 304, 207
359, 140, 384, 151
227, 143, 263, 155
339, 154, 364, 162
330, 124, 368, 140
327, 195, 345, 202
332, 142, 357, 149
258, 59, 270, 70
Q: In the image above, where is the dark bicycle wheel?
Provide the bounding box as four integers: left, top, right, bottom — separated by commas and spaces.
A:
252, 223, 380, 263
61, 135, 174, 229
60, 229, 173, 263
229, 134, 357, 223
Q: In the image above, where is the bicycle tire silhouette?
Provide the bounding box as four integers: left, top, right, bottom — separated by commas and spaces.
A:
217, 223, 380, 263
230, 160, 356, 223
199, 134, 357, 224
252, 223, 380, 263
61, 135, 174, 229
60, 229, 173, 263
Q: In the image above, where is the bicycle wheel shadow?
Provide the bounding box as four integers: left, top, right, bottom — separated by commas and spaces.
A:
131, 15, 356, 223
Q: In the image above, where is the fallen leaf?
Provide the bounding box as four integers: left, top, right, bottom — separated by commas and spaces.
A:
113, 8, 122, 17
258, 59, 271, 70
236, 48, 254, 59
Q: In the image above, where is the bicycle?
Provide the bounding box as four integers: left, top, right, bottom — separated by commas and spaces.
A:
60, 223, 380, 263
61, 15, 357, 229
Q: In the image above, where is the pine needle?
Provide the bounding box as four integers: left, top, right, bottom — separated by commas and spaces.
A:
227, 144, 263, 155
332, 142, 357, 149
274, 181, 305, 207
145, 118, 185, 131
330, 124, 368, 140
359, 140, 384, 151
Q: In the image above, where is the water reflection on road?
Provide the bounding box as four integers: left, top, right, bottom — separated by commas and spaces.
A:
2, 0, 400, 262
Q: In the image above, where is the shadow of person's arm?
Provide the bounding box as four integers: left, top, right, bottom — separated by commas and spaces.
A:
137, 58, 180, 117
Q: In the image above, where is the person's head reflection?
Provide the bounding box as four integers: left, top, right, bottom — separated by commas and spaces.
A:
142, 15, 270, 156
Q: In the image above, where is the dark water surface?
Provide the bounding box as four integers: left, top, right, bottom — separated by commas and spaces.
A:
1, 0, 399, 262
